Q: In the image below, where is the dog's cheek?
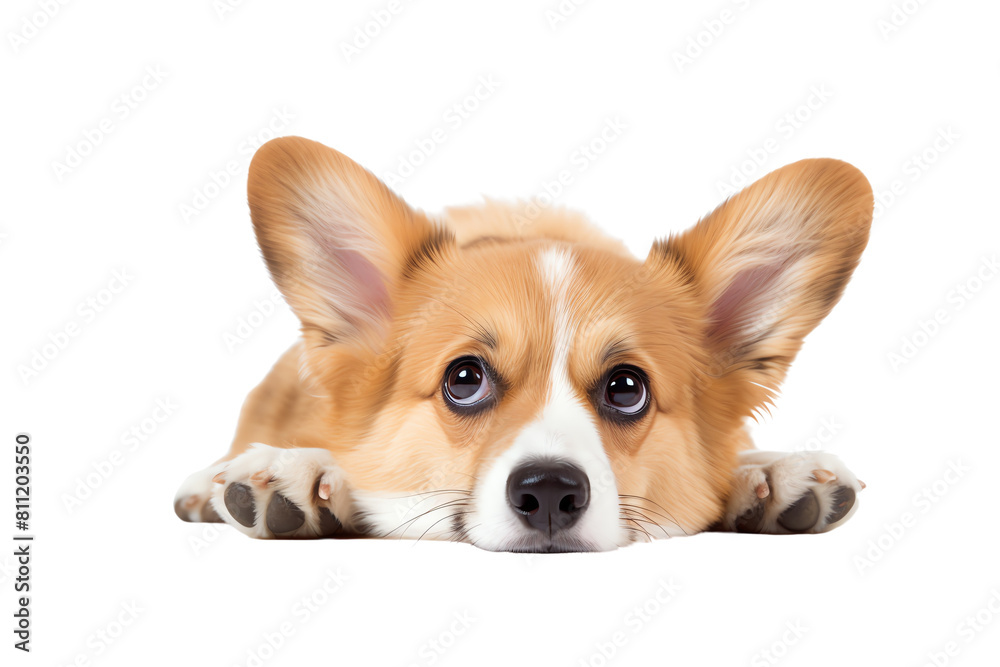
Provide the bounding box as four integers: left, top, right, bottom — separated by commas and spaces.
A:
341, 402, 470, 492
612, 416, 726, 534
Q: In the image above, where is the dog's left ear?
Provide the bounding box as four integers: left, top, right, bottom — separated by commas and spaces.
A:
654, 158, 873, 406
248, 137, 450, 356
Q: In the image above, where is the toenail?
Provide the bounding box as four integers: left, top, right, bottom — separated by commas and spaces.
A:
811, 469, 837, 484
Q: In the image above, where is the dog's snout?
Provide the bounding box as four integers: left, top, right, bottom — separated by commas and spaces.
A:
506, 460, 590, 534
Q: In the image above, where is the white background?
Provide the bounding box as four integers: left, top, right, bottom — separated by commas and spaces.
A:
3, 1, 999, 665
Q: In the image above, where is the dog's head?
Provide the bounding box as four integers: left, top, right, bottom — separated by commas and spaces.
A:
248, 137, 872, 552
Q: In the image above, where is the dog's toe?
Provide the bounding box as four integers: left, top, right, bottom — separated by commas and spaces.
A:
207, 444, 354, 539
318, 508, 343, 536
200, 500, 223, 523
174, 465, 228, 523
224, 483, 257, 527
174, 497, 195, 522
777, 490, 820, 533
266, 493, 305, 534
725, 452, 864, 534
825, 485, 856, 524
734, 501, 766, 533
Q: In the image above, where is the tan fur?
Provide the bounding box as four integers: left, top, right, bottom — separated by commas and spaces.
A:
205, 137, 872, 539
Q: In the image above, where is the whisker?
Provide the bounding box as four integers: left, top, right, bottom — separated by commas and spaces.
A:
618, 502, 676, 526
396, 489, 472, 499
621, 524, 648, 544
619, 512, 659, 534
384, 499, 470, 538
621, 517, 653, 542
619, 507, 672, 539
618, 494, 689, 536
396, 490, 471, 519
416, 511, 470, 544
618, 505, 677, 538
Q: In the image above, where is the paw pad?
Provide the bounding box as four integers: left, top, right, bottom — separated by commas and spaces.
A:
777, 490, 820, 533
225, 483, 257, 527
265, 493, 305, 534
318, 507, 343, 537
220, 482, 344, 537
825, 486, 856, 524
174, 495, 224, 523
208, 445, 351, 538
735, 502, 766, 533
201, 500, 223, 523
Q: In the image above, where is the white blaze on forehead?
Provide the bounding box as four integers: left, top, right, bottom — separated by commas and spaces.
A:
464, 246, 627, 551
539, 246, 575, 389
540, 245, 574, 290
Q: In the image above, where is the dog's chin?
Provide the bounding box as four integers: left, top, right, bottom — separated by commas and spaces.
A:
460, 514, 627, 553
476, 532, 604, 554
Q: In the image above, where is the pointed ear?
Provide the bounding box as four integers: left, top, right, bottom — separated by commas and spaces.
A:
655, 158, 873, 402
248, 137, 450, 353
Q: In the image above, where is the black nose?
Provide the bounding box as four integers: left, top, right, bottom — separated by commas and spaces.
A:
506, 460, 590, 534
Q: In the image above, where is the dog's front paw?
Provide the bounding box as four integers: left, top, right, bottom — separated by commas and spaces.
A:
175, 464, 226, 523
210, 444, 352, 539
723, 451, 864, 534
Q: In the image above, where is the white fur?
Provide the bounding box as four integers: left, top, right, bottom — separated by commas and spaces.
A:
463, 247, 627, 551
174, 463, 226, 522
350, 490, 472, 541
208, 444, 353, 538
723, 450, 862, 533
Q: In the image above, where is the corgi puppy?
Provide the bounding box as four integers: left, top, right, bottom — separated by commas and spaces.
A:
174, 137, 873, 552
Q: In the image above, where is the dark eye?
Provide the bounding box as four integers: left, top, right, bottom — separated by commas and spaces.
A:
603, 368, 648, 415
444, 358, 492, 407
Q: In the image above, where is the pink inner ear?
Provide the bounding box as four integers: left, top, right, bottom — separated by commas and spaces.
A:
706, 260, 788, 346
330, 247, 391, 325
303, 219, 392, 336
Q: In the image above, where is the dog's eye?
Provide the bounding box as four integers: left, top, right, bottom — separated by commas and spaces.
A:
603, 368, 648, 415
444, 358, 492, 407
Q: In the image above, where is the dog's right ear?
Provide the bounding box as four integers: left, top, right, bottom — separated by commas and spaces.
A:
248, 137, 450, 354
652, 158, 873, 416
